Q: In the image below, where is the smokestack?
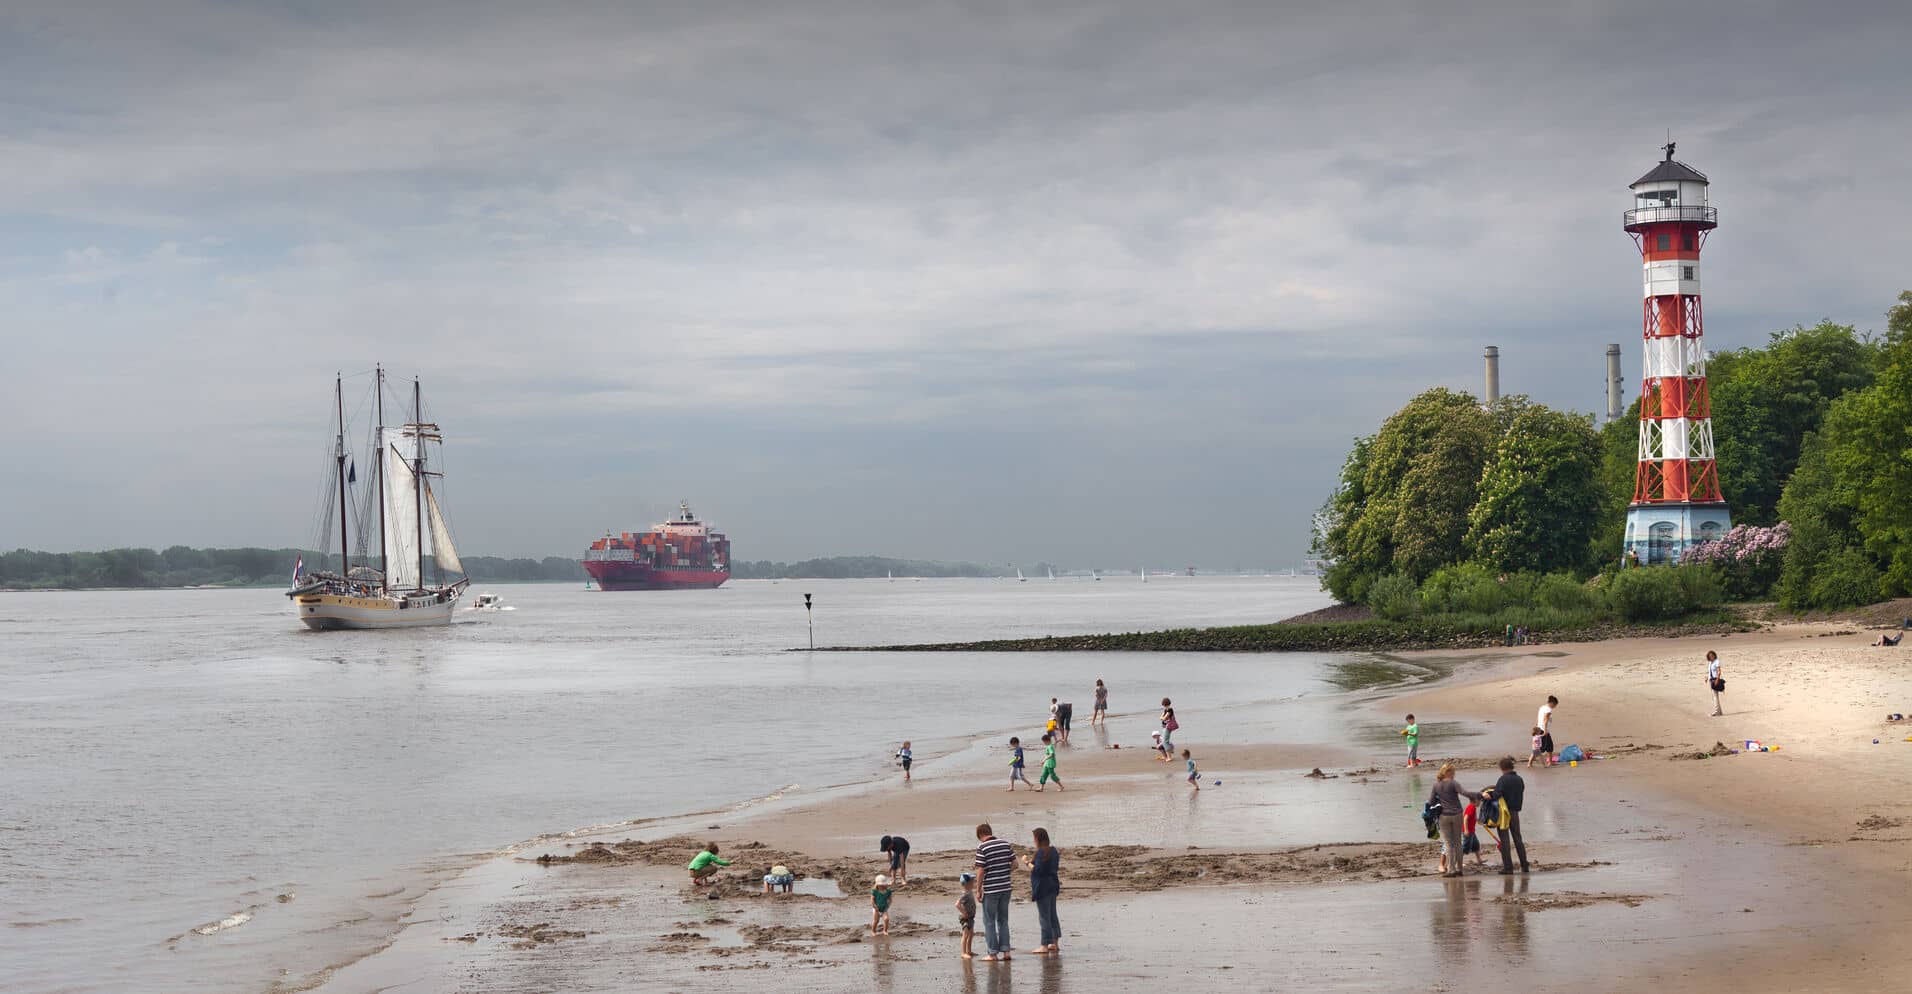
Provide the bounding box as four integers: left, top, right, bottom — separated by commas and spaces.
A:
1483, 346, 1500, 406
1605, 343, 1624, 422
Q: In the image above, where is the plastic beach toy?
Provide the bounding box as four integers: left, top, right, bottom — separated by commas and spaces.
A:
1213, 779, 1221, 786
1569, 760, 1578, 768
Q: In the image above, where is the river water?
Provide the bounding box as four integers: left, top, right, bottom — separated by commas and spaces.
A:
0, 576, 1337, 992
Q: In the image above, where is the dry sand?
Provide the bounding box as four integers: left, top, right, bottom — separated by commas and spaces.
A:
313, 623, 1912, 993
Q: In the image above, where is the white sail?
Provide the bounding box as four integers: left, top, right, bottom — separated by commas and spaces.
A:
425, 480, 464, 576
1048, 567, 1055, 580
381, 431, 421, 591
1016, 567, 1025, 582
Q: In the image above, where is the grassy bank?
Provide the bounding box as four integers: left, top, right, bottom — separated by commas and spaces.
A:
823, 609, 1753, 653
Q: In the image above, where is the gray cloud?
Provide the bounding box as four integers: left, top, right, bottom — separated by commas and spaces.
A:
2, 1, 1908, 564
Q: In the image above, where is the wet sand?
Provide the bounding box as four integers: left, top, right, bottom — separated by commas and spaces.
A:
313, 623, 1912, 993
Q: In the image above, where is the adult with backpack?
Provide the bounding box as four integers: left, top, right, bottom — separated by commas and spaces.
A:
1488, 757, 1530, 874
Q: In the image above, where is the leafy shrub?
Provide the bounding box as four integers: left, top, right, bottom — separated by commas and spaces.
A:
1535, 573, 1600, 613
1673, 563, 1725, 612
1604, 567, 1687, 621
1366, 573, 1422, 620
1420, 562, 1506, 614
1807, 549, 1883, 610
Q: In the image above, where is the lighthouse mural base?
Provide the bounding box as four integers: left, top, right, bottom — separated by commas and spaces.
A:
1624, 502, 1730, 566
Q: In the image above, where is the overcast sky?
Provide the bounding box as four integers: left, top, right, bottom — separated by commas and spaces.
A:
2, 1, 1907, 566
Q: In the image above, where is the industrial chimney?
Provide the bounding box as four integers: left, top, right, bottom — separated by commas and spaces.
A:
1483, 346, 1500, 406
1605, 343, 1624, 422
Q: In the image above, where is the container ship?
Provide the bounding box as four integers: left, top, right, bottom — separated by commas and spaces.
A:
581, 501, 731, 590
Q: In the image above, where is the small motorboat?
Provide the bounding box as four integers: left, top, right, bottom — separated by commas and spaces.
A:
467, 592, 513, 612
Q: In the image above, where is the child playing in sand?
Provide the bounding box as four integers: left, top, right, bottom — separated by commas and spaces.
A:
763, 864, 794, 894
1527, 726, 1545, 768
896, 741, 913, 782
880, 834, 910, 886
1401, 714, 1421, 768
1008, 736, 1031, 790
870, 874, 894, 934
1036, 733, 1064, 791
956, 872, 977, 958
1183, 748, 1200, 791
687, 843, 730, 886
1151, 728, 1167, 762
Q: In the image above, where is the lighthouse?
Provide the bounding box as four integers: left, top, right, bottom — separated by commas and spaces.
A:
1621, 143, 1730, 564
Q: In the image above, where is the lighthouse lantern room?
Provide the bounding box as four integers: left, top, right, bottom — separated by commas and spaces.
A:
1621, 142, 1730, 565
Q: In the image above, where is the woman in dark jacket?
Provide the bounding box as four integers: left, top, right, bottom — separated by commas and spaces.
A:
1027, 827, 1062, 954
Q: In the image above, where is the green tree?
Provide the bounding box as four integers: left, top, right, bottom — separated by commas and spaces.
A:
1776, 291, 1912, 604
1708, 322, 1878, 525
1318, 388, 1494, 599
1466, 406, 1605, 574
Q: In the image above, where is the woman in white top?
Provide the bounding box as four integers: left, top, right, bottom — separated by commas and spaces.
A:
1706, 650, 1724, 716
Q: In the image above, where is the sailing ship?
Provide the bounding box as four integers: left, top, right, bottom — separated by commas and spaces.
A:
288, 369, 469, 629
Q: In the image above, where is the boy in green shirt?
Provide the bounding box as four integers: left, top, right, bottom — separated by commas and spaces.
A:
687, 843, 730, 886
1401, 714, 1421, 768
1035, 733, 1064, 791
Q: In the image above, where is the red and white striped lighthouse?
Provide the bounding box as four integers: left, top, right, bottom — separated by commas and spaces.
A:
1622, 142, 1730, 564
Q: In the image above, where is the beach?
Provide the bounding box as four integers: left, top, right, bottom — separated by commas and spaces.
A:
308, 620, 1912, 993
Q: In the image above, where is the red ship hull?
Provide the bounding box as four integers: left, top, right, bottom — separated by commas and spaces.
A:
583, 561, 729, 591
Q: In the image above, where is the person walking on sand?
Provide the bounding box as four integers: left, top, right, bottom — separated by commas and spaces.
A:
1035, 733, 1064, 791
1491, 757, 1530, 874
1401, 714, 1421, 767
1026, 827, 1062, 954
1537, 696, 1558, 766
1007, 737, 1032, 790
1183, 748, 1201, 790
1160, 698, 1179, 756
1706, 651, 1725, 716
1427, 764, 1481, 878
974, 823, 1016, 961
1092, 679, 1108, 726
1056, 700, 1073, 743
895, 741, 913, 782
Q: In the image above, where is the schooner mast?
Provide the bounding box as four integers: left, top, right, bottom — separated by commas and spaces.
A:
334, 374, 351, 579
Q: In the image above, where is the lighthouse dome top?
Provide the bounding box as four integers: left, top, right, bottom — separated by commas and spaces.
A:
1624, 142, 1715, 231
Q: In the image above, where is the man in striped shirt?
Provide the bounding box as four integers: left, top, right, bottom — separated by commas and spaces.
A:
973, 822, 1016, 960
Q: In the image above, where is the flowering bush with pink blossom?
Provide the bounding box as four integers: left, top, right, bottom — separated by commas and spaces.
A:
1682, 522, 1791, 600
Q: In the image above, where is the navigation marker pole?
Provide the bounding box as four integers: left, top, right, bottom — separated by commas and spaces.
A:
804, 593, 814, 650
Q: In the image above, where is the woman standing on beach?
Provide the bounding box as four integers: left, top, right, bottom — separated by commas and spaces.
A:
1027, 827, 1062, 954
1092, 679, 1108, 726
1706, 651, 1725, 716
1159, 698, 1178, 757
1428, 764, 1481, 878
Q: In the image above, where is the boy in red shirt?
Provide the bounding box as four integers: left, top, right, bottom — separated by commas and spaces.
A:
1461, 799, 1487, 868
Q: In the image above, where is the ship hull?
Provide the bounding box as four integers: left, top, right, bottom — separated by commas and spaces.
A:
582, 561, 729, 591
293, 591, 460, 629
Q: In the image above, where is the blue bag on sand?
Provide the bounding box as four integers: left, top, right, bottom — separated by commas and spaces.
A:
1559, 744, 1585, 763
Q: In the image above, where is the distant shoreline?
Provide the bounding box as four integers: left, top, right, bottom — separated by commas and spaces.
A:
819, 611, 1757, 653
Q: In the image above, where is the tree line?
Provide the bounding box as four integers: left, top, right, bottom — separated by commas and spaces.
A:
0, 548, 1012, 589
1316, 289, 1912, 614
0, 546, 585, 589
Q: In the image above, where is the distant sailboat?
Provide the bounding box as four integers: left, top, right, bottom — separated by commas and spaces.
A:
1047, 567, 1056, 580
1141, 566, 1148, 583
887, 570, 893, 582
1016, 566, 1027, 582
